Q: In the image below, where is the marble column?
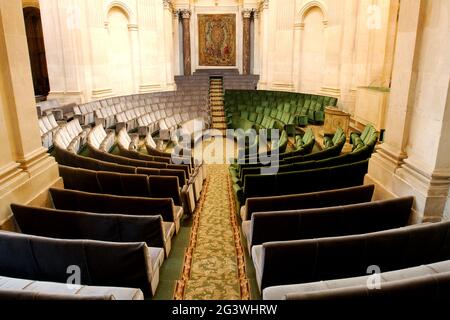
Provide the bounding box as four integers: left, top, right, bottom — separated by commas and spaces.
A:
252, 10, 260, 75
242, 10, 252, 75
366, 0, 450, 222
0, 0, 60, 228
181, 9, 191, 76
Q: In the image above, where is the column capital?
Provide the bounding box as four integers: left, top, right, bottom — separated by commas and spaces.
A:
242, 9, 254, 19
127, 24, 139, 31
181, 9, 191, 19
163, 0, 172, 11
259, 0, 269, 10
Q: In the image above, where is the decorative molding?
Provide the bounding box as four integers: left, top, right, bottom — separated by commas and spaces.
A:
294, 22, 304, 30
298, 0, 328, 26
261, 0, 269, 10
242, 9, 253, 19
91, 88, 113, 99
271, 82, 295, 91
22, 0, 40, 9
104, 0, 137, 25
139, 83, 162, 93
320, 86, 341, 97
163, 0, 171, 9
181, 9, 191, 19
127, 24, 138, 31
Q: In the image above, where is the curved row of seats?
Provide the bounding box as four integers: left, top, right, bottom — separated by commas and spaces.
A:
225, 90, 338, 131
54, 146, 196, 215
3, 184, 188, 299
52, 119, 90, 154
75, 91, 210, 136
232, 127, 372, 185
86, 128, 204, 203
38, 113, 60, 149
239, 182, 450, 300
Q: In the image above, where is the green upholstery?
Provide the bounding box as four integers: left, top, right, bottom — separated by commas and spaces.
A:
225, 90, 338, 131
271, 130, 288, 154
350, 124, 378, 153
324, 127, 345, 149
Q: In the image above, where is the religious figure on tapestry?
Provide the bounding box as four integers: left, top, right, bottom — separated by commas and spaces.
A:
198, 14, 236, 66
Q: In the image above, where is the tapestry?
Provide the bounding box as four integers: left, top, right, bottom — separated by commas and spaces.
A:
198, 14, 236, 66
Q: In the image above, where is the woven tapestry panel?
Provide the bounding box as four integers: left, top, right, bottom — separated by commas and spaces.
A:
198, 14, 236, 66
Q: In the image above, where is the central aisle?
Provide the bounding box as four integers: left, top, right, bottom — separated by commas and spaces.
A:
174, 164, 250, 300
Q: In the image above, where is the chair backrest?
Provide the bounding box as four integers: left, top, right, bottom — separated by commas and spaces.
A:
0, 231, 152, 296
243, 160, 369, 201
260, 221, 450, 290
250, 196, 413, 247
11, 204, 165, 249
244, 185, 375, 221
49, 188, 175, 222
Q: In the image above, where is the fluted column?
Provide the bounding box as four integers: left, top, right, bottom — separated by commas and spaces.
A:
181, 9, 191, 76
242, 9, 252, 75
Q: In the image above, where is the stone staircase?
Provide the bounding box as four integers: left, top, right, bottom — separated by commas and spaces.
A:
209, 77, 227, 134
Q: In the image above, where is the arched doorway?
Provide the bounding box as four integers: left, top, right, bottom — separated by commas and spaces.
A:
23, 7, 50, 98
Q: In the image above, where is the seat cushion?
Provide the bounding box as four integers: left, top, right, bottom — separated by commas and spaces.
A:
262, 260, 450, 300
0, 276, 143, 300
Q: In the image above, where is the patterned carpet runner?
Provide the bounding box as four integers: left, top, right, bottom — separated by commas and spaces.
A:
174, 164, 250, 300
210, 78, 227, 134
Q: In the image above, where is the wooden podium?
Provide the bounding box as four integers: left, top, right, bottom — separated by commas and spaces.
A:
324, 107, 351, 136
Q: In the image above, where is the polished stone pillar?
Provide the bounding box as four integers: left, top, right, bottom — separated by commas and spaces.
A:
181, 9, 191, 76
242, 10, 252, 75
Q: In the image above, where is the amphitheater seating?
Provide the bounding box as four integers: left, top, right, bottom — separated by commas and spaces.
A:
242, 197, 413, 254
75, 90, 211, 136
38, 113, 60, 149
233, 139, 374, 188
323, 127, 346, 148
232, 141, 371, 197
240, 185, 375, 221
292, 128, 315, 154
36, 100, 63, 120
55, 148, 196, 214
231, 138, 371, 188
351, 124, 379, 153
264, 260, 450, 300
0, 231, 159, 297
0, 277, 143, 300
88, 125, 116, 152
49, 187, 183, 234
117, 128, 182, 165
252, 221, 450, 291
57, 162, 193, 214
234, 159, 369, 209
85, 141, 203, 204
225, 90, 338, 129
53, 119, 90, 154
11, 203, 173, 256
